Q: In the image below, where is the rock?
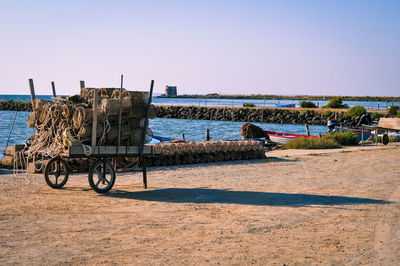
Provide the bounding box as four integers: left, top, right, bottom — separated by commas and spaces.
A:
240, 123, 270, 140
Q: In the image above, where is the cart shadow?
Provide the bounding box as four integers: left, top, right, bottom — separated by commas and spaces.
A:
145, 157, 296, 171
101, 188, 390, 207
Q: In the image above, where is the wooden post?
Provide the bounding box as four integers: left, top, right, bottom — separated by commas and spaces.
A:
28, 79, 36, 105
51, 81, 57, 97
305, 124, 310, 136
117, 75, 123, 157
205, 129, 210, 141
80, 80, 85, 89
361, 128, 364, 146
140, 79, 154, 190
182, 133, 185, 141
91, 89, 98, 146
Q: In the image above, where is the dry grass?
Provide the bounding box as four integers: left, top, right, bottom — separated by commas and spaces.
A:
284, 137, 340, 149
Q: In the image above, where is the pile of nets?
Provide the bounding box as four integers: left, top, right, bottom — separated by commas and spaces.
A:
24, 87, 155, 172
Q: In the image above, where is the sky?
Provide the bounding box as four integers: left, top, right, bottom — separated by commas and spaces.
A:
0, 0, 399, 96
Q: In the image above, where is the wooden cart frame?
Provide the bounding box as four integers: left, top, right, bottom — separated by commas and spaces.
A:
43, 80, 154, 193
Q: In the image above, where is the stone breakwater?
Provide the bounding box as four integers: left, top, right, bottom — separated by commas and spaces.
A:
155, 105, 363, 127
0, 101, 365, 127
0, 101, 32, 111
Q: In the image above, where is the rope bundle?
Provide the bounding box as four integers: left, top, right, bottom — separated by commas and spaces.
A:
23, 88, 154, 172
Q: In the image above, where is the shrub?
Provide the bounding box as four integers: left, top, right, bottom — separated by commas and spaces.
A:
324, 110, 333, 117
324, 96, 349, 109
284, 137, 339, 149
300, 100, 317, 108
347, 105, 366, 117
325, 131, 358, 145
388, 105, 399, 116
243, 102, 255, 107
371, 112, 384, 120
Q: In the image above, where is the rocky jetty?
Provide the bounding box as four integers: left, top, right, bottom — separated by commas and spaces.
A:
0, 100, 32, 111
154, 105, 365, 127
0, 100, 379, 127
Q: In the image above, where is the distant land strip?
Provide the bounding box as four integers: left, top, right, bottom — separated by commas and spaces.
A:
157, 94, 400, 102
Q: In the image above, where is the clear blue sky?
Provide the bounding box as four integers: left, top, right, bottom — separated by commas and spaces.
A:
1, 0, 399, 96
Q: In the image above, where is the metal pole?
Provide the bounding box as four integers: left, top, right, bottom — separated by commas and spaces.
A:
51, 81, 57, 97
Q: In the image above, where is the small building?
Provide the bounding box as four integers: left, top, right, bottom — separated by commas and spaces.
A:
165, 86, 177, 97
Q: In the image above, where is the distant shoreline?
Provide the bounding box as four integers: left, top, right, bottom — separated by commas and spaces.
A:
157, 94, 400, 102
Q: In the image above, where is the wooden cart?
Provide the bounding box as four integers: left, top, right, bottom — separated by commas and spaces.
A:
42, 80, 155, 193
43, 145, 153, 193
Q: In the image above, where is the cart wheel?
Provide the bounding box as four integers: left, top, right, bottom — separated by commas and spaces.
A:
88, 160, 116, 193
382, 133, 389, 145
44, 157, 69, 189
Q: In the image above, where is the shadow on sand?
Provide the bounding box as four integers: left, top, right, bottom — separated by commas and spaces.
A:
101, 188, 390, 207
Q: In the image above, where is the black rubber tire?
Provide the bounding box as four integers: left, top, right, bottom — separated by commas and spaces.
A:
382, 133, 389, 145
44, 157, 69, 189
88, 160, 116, 193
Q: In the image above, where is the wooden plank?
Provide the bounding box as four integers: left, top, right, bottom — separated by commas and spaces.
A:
68, 145, 152, 157
378, 118, 400, 130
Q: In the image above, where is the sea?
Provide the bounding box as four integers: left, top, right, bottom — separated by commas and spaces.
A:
1, 94, 399, 159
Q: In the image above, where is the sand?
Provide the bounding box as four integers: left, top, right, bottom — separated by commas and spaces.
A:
0, 143, 399, 265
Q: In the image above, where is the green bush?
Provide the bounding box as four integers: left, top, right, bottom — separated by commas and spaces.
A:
243, 102, 255, 107
371, 112, 384, 120
300, 100, 317, 108
325, 131, 358, 145
284, 137, 339, 149
388, 105, 399, 116
324, 110, 333, 117
347, 105, 366, 117
324, 96, 349, 109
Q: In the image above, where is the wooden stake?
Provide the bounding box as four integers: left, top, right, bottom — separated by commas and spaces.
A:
28, 79, 36, 105
305, 124, 310, 136
51, 81, 57, 97
205, 129, 210, 141
116, 75, 123, 157
91, 89, 98, 146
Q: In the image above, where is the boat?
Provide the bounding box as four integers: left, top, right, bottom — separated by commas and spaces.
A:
265, 128, 371, 145
274, 103, 295, 108
264, 130, 318, 144
151, 135, 185, 144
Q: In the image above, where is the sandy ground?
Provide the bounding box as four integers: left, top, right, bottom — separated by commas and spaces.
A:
0, 143, 399, 265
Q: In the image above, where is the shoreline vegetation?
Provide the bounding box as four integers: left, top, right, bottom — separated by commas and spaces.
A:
156, 93, 400, 102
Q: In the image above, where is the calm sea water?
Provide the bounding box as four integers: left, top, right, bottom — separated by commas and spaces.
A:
1, 94, 399, 109
1, 94, 398, 159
